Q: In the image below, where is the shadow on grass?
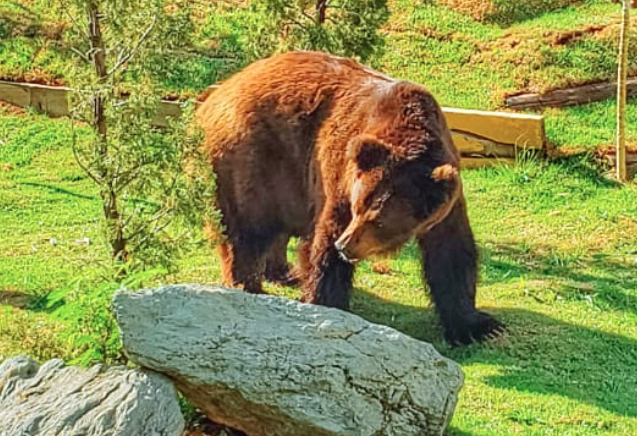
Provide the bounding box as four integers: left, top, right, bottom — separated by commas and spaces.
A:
481, 242, 637, 314
547, 152, 622, 187
395, 224, 636, 316
20, 181, 165, 210
20, 181, 98, 201
0, 3, 44, 40
351, 287, 637, 419
0, 289, 31, 309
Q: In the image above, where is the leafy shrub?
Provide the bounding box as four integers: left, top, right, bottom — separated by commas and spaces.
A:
244, 0, 390, 61
44, 269, 163, 366
63, 0, 220, 274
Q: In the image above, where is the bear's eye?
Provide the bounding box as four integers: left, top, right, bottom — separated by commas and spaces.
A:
368, 191, 390, 211
370, 197, 383, 210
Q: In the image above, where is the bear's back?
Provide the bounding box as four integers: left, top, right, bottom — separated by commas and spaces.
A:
196, 52, 398, 144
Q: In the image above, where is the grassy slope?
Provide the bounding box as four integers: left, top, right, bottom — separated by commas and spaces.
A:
1, 0, 637, 149
2, 107, 637, 435
2, 1, 637, 434
377, 0, 637, 149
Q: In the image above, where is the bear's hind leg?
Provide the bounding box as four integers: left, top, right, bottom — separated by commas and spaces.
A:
417, 198, 504, 345
264, 234, 300, 287
218, 239, 266, 294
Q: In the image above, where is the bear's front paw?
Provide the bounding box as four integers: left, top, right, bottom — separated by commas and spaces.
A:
444, 311, 504, 346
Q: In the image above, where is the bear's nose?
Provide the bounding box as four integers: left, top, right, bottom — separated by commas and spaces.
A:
335, 240, 346, 253
334, 237, 355, 263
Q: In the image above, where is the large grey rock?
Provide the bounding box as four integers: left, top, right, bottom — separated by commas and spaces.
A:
0, 355, 184, 436
113, 284, 464, 436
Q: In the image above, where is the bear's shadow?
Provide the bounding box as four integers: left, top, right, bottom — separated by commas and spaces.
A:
346, 238, 637, 426
349, 288, 637, 425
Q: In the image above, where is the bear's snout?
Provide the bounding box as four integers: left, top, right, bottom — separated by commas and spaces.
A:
335, 234, 357, 263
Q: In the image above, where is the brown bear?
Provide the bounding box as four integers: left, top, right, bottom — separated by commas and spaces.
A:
197, 51, 503, 345
263, 234, 299, 286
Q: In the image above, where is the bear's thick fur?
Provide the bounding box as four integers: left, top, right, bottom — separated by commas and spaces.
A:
197, 51, 502, 344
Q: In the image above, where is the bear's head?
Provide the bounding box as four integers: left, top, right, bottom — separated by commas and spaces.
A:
335, 133, 460, 263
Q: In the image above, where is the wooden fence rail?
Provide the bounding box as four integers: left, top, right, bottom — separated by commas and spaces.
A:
0, 80, 547, 168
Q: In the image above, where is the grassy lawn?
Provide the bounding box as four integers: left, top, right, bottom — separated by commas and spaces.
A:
2, 0, 637, 434
2, 105, 637, 435
1, 0, 637, 150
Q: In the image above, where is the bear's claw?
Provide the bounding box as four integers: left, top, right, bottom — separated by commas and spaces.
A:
444, 311, 504, 346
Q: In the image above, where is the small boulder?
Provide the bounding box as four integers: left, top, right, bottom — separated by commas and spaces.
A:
113, 284, 464, 436
0, 355, 184, 436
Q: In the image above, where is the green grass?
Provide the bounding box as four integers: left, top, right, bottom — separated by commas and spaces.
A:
544, 100, 637, 149
1, 0, 636, 149
2, 104, 637, 435
1, 0, 637, 433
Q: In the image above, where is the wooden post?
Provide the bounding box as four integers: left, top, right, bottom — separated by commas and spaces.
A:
616, 1, 631, 182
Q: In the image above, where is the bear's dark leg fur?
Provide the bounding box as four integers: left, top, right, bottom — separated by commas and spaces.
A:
418, 198, 503, 345
218, 238, 266, 295
301, 202, 355, 309
264, 234, 300, 286
302, 244, 354, 308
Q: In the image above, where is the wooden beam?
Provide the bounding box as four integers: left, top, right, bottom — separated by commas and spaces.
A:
505, 77, 637, 110
451, 131, 518, 157
153, 100, 185, 128
0, 81, 70, 117
442, 107, 545, 150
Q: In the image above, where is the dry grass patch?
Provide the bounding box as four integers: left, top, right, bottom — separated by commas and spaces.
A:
470, 18, 637, 97
436, 0, 583, 26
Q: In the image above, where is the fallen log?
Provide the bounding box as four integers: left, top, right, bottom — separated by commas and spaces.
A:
505, 78, 637, 110
599, 150, 637, 178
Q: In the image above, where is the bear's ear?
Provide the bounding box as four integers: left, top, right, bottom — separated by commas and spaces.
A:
347, 135, 392, 172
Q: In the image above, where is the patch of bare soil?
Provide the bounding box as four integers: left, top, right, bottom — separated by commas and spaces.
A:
548, 24, 607, 46
479, 22, 614, 55
371, 261, 393, 275
0, 290, 32, 309
182, 414, 247, 436
0, 70, 66, 87
0, 101, 28, 116
436, 0, 582, 25
436, 0, 498, 22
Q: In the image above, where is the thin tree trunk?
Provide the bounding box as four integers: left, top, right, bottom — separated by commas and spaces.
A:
88, 2, 107, 138
316, 0, 327, 24
87, 1, 127, 262
616, 1, 631, 182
